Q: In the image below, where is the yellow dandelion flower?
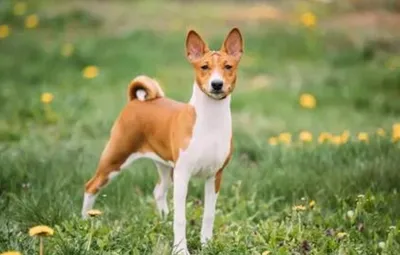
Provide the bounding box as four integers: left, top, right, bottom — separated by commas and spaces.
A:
318, 132, 332, 144
292, 205, 306, 211
83, 65, 99, 79
393, 123, 400, 130
25, 14, 39, 29
336, 232, 348, 239
357, 132, 369, 142
299, 93, 316, 109
299, 131, 312, 142
393, 136, 400, 143
0, 252, 22, 255
41, 92, 54, 104
392, 123, 400, 142
376, 128, 385, 136
340, 130, 350, 143
278, 132, 292, 145
0, 25, 10, 39
331, 135, 342, 145
61, 43, 74, 57
262, 251, 271, 255
14, 2, 27, 16
268, 137, 278, 146
309, 200, 316, 209
29, 225, 54, 237
87, 209, 102, 217
300, 12, 317, 28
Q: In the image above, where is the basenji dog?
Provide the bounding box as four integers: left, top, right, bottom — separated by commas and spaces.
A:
81, 27, 244, 255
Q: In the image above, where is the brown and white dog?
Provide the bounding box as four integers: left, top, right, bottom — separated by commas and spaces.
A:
81, 28, 244, 255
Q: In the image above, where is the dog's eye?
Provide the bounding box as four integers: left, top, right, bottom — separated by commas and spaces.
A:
201, 65, 209, 70
224, 65, 233, 70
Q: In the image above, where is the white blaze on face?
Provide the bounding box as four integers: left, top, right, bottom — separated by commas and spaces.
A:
208, 71, 224, 91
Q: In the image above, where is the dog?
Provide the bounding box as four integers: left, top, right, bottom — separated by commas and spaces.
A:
81, 27, 243, 255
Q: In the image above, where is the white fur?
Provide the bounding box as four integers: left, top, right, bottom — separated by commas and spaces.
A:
186, 84, 231, 177
81, 193, 97, 219
121, 152, 174, 169
133, 75, 165, 101
201, 177, 218, 244
136, 89, 147, 101
108, 171, 119, 180
153, 162, 172, 218
172, 83, 232, 255
208, 71, 224, 91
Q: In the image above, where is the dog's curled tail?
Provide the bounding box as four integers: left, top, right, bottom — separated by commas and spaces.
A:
127, 75, 165, 102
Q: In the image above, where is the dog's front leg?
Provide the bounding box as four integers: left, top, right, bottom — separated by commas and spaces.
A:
172, 163, 190, 255
200, 175, 218, 245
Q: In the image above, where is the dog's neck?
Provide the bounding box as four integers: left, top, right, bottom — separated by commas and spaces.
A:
189, 83, 232, 129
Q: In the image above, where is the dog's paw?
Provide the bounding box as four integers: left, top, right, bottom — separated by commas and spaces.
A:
172, 245, 190, 255
81, 211, 89, 220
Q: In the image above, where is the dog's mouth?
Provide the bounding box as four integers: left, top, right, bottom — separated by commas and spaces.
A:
208, 90, 227, 100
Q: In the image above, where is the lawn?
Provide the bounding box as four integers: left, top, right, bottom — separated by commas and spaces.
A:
1, 0, 400, 254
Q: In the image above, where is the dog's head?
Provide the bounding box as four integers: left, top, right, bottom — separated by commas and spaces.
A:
185, 28, 244, 100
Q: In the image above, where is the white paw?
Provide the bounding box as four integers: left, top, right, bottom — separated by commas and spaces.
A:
81, 211, 88, 220
200, 234, 212, 247
156, 202, 169, 219
172, 245, 190, 255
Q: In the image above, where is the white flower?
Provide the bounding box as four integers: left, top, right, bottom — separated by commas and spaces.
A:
346, 210, 354, 219
378, 241, 385, 249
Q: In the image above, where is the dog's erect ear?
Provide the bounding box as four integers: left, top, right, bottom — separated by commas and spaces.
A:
221, 28, 243, 59
186, 30, 209, 62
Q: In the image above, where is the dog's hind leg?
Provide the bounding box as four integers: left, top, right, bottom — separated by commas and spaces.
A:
82, 169, 115, 218
81, 158, 124, 218
153, 162, 172, 219
81, 135, 139, 218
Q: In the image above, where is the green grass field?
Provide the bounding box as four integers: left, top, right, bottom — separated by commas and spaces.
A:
1, 0, 400, 254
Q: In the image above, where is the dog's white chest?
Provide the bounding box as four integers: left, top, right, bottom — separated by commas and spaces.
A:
182, 125, 231, 177
180, 86, 232, 178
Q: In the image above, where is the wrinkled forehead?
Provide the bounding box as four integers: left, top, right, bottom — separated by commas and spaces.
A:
202, 51, 229, 64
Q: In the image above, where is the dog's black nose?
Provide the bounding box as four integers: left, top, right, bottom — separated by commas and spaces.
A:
211, 80, 223, 91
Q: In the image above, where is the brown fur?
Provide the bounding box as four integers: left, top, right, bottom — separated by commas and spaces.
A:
186, 28, 243, 99
127, 75, 164, 101
85, 97, 196, 194
84, 28, 243, 196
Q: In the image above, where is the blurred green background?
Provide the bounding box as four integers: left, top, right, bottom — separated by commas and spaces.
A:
1, 0, 400, 254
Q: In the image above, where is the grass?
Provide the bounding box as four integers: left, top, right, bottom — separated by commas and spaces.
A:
1, 0, 400, 254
